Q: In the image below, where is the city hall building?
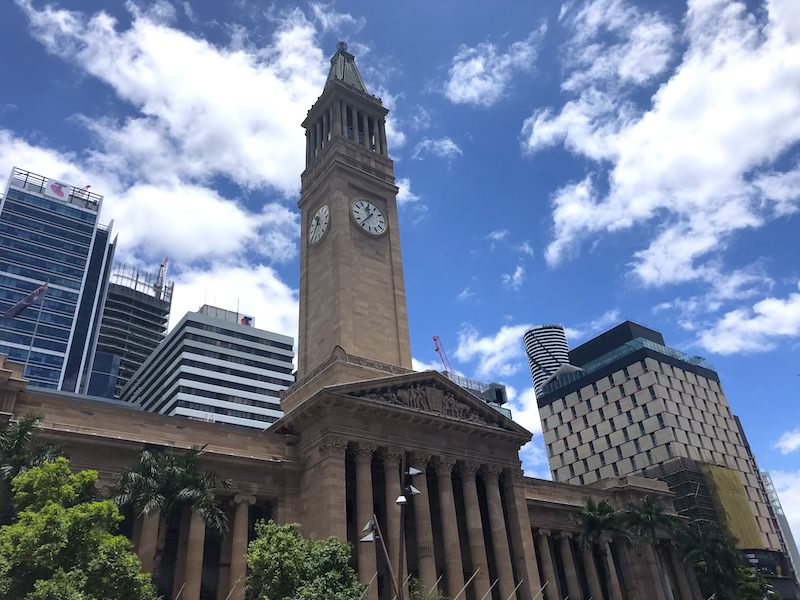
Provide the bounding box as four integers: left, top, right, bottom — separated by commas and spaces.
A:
0, 44, 700, 600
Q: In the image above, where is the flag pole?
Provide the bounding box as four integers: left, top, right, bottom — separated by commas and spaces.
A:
22, 281, 47, 377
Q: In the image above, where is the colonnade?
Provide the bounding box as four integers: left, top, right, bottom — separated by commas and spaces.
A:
347, 443, 540, 600
306, 98, 388, 164
134, 493, 259, 600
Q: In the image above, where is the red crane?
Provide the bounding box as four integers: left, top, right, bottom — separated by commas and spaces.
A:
432, 335, 453, 373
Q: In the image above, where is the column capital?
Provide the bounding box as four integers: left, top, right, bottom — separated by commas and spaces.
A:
410, 451, 432, 465
318, 436, 348, 458
556, 531, 574, 541
458, 461, 481, 477
503, 466, 526, 486
233, 493, 256, 506
354, 442, 377, 462
536, 528, 552, 538
434, 455, 458, 474
382, 447, 404, 464
481, 463, 503, 479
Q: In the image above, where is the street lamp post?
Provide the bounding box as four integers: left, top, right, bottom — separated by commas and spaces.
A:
362, 453, 423, 600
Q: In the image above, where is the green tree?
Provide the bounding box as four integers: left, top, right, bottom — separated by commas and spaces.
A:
574, 498, 627, 596
736, 566, 778, 600
0, 457, 157, 600
623, 495, 683, 592
112, 446, 228, 591
0, 414, 60, 522
408, 577, 448, 600
246, 520, 364, 600
678, 522, 740, 599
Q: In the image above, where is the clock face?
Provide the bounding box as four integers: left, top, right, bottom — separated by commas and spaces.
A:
308, 204, 330, 245
351, 200, 387, 236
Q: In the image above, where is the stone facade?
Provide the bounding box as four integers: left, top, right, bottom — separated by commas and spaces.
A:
0, 356, 698, 600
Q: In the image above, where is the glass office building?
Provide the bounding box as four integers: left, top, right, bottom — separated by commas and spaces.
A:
0, 167, 116, 391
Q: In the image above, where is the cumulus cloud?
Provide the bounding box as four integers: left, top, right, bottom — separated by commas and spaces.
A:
509, 386, 543, 435
774, 429, 800, 455
309, 2, 365, 33
501, 265, 526, 291
445, 25, 546, 107
698, 282, 800, 354
411, 357, 441, 373
396, 177, 421, 207
170, 263, 298, 338
454, 323, 531, 379
525, 0, 800, 287
412, 137, 463, 161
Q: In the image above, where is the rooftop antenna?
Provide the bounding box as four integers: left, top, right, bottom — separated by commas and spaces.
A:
155, 256, 169, 298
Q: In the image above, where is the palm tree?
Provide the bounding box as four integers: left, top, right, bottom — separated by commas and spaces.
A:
0, 413, 61, 522
678, 522, 739, 600
113, 445, 230, 590
574, 498, 628, 599
623, 495, 684, 596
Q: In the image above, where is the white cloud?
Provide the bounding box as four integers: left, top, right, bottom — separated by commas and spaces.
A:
309, 2, 365, 33
770, 470, 800, 544
501, 265, 526, 291
564, 308, 621, 342
444, 25, 546, 107
372, 86, 407, 152
411, 357, 441, 373
698, 282, 800, 354
411, 137, 463, 161
457, 286, 476, 302
487, 229, 510, 241
774, 429, 800, 455
525, 0, 800, 287
396, 177, 421, 207
509, 386, 542, 435
18, 0, 327, 197
454, 323, 531, 379
170, 263, 298, 339
516, 241, 535, 257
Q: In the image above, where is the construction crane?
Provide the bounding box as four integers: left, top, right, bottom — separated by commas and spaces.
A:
432, 335, 453, 374
154, 256, 169, 298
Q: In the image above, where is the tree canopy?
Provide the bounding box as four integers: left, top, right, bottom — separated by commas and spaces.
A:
246, 520, 364, 600
0, 457, 157, 600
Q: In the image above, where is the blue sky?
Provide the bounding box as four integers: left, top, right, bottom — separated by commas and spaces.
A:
0, 0, 798, 536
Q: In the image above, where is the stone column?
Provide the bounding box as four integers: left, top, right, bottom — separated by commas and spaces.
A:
460, 462, 490, 599
183, 510, 206, 600
360, 111, 368, 146
333, 100, 343, 136
687, 561, 703, 600
646, 542, 668, 600
314, 120, 321, 156
558, 533, 582, 600
321, 110, 329, 148
503, 470, 541, 600
227, 494, 255, 600
536, 530, 560, 600
600, 537, 624, 600
384, 448, 406, 596
305, 130, 311, 165
349, 105, 356, 141
356, 444, 379, 600
379, 119, 388, 155
668, 544, 693, 600
581, 544, 603, 600
373, 116, 382, 154
318, 437, 348, 540
137, 511, 159, 574
483, 465, 515, 600
411, 453, 437, 594
435, 457, 464, 597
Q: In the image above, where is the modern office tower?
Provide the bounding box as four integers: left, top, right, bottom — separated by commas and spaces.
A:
762, 471, 800, 580
121, 304, 294, 429
536, 321, 783, 555
523, 324, 570, 392
86, 261, 173, 398
0, 167, 115, 391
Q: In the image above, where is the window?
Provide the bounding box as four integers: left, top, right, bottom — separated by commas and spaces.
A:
649, 386, 657, 400
643, 404, 650, 418
634, 439, 641, 452
602, 391, 608, 403
592, 382, 598, 394
657, 414, 666, 428
612, 463, 619, 476
623, 366, 630, 378
634, 377, 641, 390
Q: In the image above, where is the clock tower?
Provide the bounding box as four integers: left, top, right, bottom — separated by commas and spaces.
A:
291, 42, 412, 403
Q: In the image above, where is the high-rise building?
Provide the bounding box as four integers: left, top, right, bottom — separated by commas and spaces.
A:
0, 167, 115, 391
523, 325, 570, 392
535, 321, 787, 563
87, 261, 173, 398
121, 304, 293, 429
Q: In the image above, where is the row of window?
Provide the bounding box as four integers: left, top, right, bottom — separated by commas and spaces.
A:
2, 197, 95, 236
0, 287, 77, 317
0, 222, 91, 255
0, 246, 87, 281
0, 210, 93, 245
182, 358, 291, 387
0, 261, 83, 290
0, 275, 79, 303
182, 342, 294, 376
176, 400, 278, 424
5, 188, 98, 224
0, 343, 64, 368
178, 386, 282, 412
0, 234, 89, 268
188, 321, 293, 352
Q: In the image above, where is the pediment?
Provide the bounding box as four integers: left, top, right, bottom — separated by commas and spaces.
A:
325, 370, 531, 437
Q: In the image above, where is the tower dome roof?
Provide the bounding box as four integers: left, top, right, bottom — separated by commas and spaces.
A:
326, 41, 368, 94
